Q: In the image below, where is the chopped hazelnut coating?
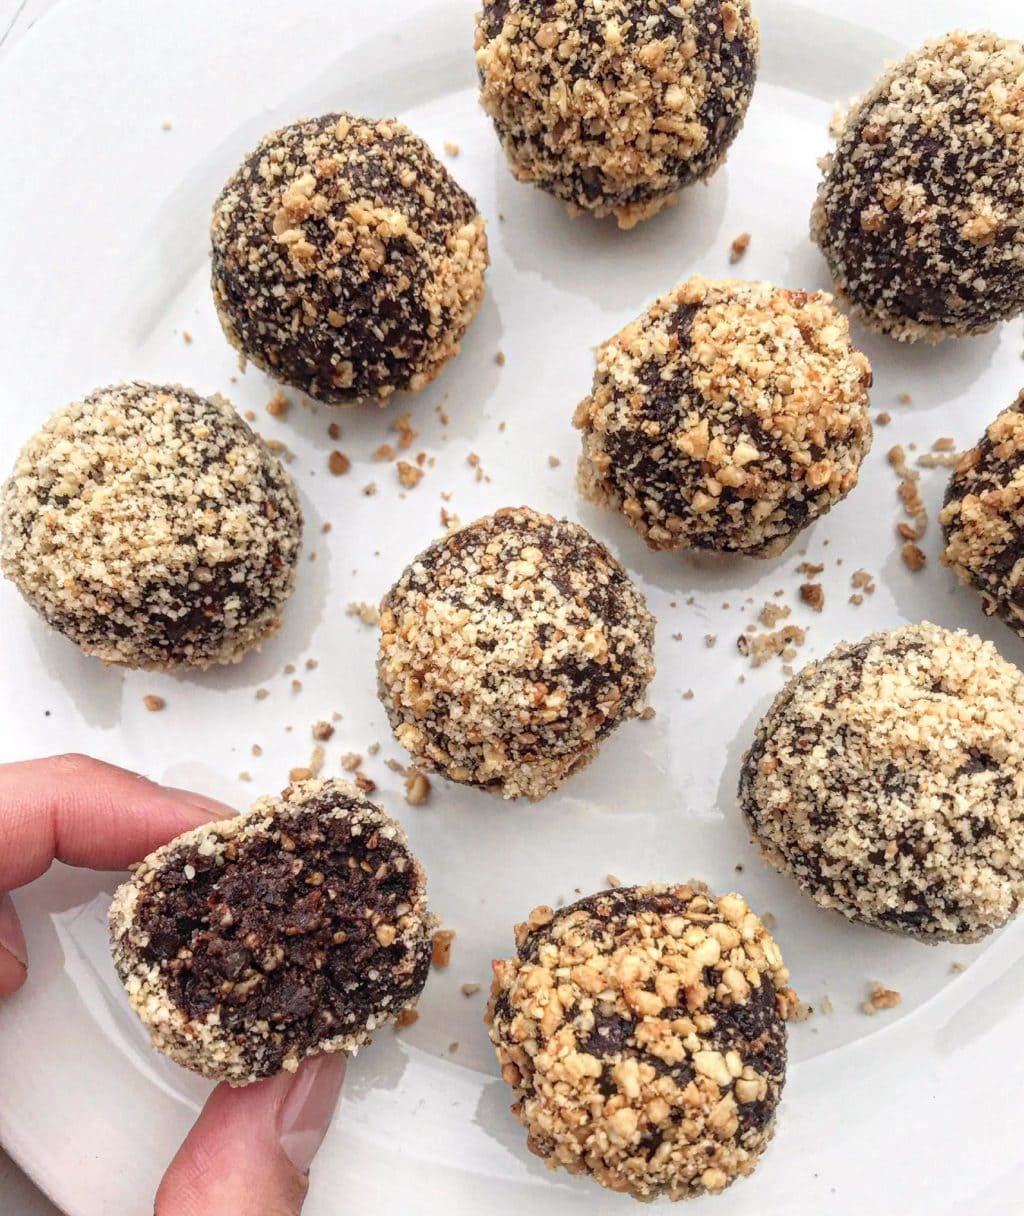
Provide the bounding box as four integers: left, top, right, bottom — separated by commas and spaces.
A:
109, 779, 436, 1085
0, 382, 302, 670
575, 276, 873, 557
811, 31, 1024, 342
377, 506, 655, 801
941, 391, 1024, 638
211, 113, 489, 404
487, 884, 792, 1200
739, 623, 1024, 942
475, 1, 759, 228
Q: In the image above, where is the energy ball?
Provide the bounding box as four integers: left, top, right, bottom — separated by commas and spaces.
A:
475, 0, 759, 228
739, 623, 1024, 943
811, 31, 1024, 342
575, 276, 873, 557
0, 382, 301, 669
941, 391, 1024, 637
487, 884, 793, 1200
109, 779, 435, 1085
211, 112, 489, 403
377, 506, 655, 800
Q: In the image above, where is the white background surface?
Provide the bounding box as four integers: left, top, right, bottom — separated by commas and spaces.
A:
1, 0, 74, 1207
0, 1, 1022, 1214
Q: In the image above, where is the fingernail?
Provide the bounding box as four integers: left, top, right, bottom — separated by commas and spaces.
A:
279, 1054, 346, 1174
161, 787, 238, 820
0, 894, 27, 970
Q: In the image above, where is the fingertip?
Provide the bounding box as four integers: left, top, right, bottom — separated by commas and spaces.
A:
0, 894, 28, 998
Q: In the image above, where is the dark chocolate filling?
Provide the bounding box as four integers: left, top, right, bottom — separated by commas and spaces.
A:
131, 794, 430, 1078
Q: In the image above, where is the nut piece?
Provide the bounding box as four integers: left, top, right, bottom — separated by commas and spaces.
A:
432, 929, 455, 967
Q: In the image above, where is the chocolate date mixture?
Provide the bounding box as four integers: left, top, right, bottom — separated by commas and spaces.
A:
110, 780, 435, 1084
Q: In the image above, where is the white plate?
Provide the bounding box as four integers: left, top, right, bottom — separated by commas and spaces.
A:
1, 1, 1022, 1212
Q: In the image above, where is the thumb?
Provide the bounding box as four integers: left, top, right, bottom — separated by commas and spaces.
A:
155, 1054, 346, 1216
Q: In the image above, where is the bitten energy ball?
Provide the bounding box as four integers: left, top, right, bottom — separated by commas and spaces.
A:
941, 391, 1024, 637
211, 112, 489, 403
740, 623, 1024, 942
0, 382, 301, 669
377, 506, 655, 801
575, 276, 873, 557
110, 779, 435, 1085
487, 884, 793, 1200
475, 0, 759, 228
811, 31, 1024, 342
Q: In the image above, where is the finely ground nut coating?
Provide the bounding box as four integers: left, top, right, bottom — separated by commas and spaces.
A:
739, 623, 1024, 943
811, 31, 1024, 342
377, 506, 656, 801
0, 382, 301, 669
109, 780, 435, 1085
942, 391, 1024, 638
575, 277, 873, 557
475, 0, 759, 228
487, 884, 793, 1200
211, 112, 489, 403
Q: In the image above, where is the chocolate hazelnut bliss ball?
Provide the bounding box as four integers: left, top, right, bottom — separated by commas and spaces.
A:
739, 623, 1024, 943
575, 276, 873, 557
377, 506, 655, 801
941, 391, 1024, 638
487, 884, 795, 1200
811, 31, 1024, 342
110, 780, 435, 1085
211, 112, 489, 403
0, 382, 301, 669
475, 0, 759, 228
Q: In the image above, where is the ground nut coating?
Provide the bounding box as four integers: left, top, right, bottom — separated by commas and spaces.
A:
487, 884, 792, 1200
740, 623, 1024, 942
475, 0, 759, 228
811, 31, 1024, 342
0, 381, 301, 669
211, 112, 489, 403
941, 391, 1024, 638
575, 276, 873, 557
377, 506, 655, 800
109, 780, 435, 1085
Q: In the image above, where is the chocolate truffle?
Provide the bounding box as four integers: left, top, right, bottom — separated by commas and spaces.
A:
575, 276, 873, 557
109, 779, 435, 1085
377, 506, 655, 800
941, 391, 1024, 636
739, 623, 1024, 942
0, 382, 301, 669
487, 884, 793, 1200
475, 0, 759, 228
811, 31, 1024, 342
211, 112, 489, 403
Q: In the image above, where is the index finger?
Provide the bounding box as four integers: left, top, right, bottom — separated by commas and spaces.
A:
0, 754, 235, 893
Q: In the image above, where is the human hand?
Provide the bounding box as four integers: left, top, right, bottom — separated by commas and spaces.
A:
0, 754, 345, 1216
